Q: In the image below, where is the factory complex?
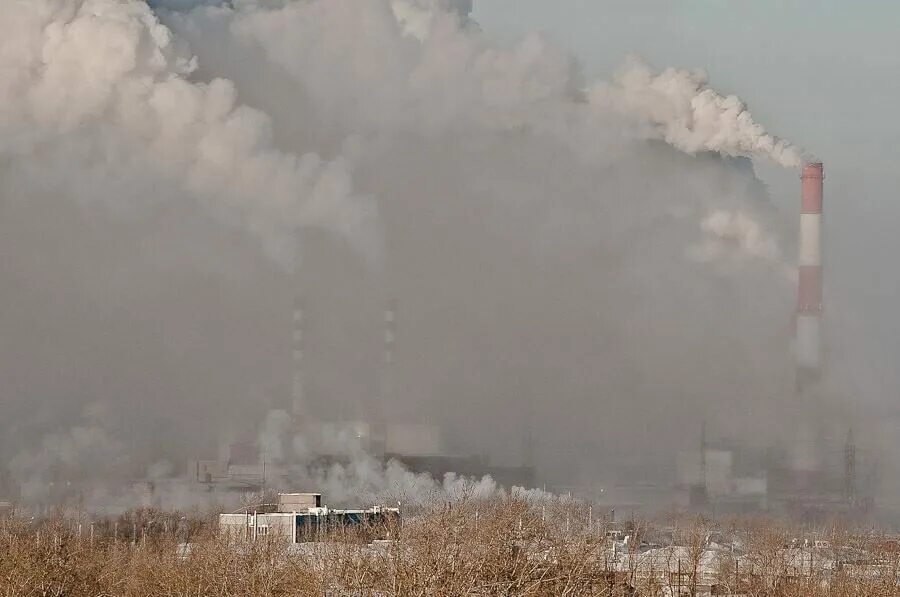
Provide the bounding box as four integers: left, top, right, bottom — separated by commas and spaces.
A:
0, 160, 879, 523
173, 162, 875, 522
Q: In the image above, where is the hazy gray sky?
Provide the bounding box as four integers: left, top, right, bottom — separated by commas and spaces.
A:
475, 0, 900, 411
475, 0, 900, 201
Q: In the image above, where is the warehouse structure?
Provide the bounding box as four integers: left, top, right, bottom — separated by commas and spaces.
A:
219, 493, 400, 544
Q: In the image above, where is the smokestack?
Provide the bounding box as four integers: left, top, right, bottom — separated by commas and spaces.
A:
365, 299, 396, 457
292, 296, 305, 419
381, 300, 397, 409
797, 162, 823, 387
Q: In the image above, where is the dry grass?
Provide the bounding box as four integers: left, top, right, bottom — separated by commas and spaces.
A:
1, 500, 900, 596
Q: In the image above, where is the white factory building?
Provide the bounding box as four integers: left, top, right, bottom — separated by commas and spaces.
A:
219, 493, 400, 544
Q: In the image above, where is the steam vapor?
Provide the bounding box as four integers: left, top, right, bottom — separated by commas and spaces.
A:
0, 0, 818, 511
1, 0, 379, 270
591, 56, 805, 168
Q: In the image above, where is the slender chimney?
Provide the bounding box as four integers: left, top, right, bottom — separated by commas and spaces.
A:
291, 296, 305, 419
382, 300, 397, 405
368, 299, 396, 457
797, 162, 823, 388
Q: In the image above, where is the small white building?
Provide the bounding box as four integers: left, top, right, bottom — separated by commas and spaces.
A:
219, 493, 400, 544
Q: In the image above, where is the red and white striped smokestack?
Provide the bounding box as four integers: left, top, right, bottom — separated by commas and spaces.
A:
797, 162, 823, 383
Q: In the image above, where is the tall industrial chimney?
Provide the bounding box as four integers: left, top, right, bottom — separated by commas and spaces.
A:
381, 299, 397, 410
291, 296, 305, 419
796, 162, 824, 388
364, 299, 396, 457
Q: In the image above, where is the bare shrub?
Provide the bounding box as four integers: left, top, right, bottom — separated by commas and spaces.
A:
2, 502, 900, 596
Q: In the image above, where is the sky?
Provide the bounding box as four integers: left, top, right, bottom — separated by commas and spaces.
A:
474, 0, 900, 203
475, 0, 900, 413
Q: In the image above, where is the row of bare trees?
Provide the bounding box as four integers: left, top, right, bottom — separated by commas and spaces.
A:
2, 500, 900, 595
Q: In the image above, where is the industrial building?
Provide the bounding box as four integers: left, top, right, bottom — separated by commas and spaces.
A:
219, 493, 400, 543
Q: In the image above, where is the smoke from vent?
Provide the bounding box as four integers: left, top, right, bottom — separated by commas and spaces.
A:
3, 0, 863, 511
590, 56, 806, 168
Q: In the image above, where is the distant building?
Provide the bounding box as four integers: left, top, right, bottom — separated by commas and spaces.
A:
219, 493, 400, 544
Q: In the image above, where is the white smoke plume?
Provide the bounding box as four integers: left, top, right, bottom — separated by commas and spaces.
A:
590, 56, 806, 168
0, 0, 380, 270
255, 416, 559, 510
259, 409, 292, 463
186, 0, 581, 140
391, 0, 473, 40
690, 209, 780, 264
9, 402, 127, 504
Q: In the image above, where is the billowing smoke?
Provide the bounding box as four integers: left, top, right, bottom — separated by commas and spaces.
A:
391, 0, 473, 40
590, 56, 806, 168
2, 0, 843, 513
9, 402, 126, 504
689, 210, 780, 265
0, 0, 379, 270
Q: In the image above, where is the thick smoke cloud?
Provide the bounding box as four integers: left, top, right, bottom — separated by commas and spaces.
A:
590, 56, 806, 168
1, 0, 379, 269
1, 0, 841, 511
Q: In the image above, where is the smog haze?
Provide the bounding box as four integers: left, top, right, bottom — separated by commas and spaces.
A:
1, 0, 895, 514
